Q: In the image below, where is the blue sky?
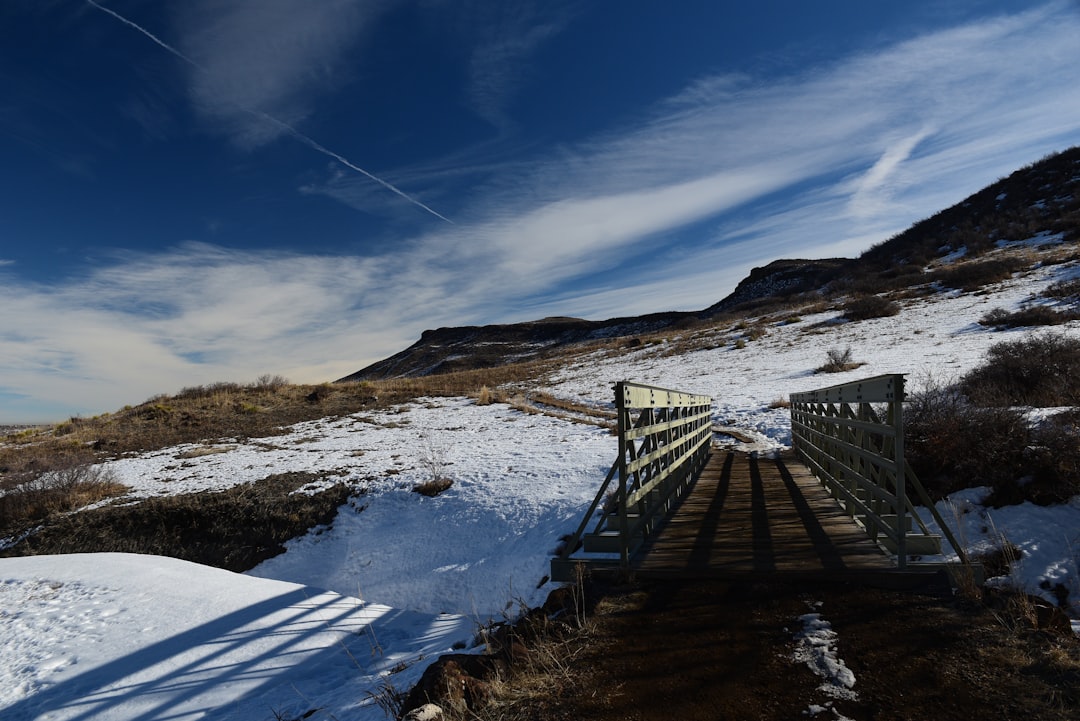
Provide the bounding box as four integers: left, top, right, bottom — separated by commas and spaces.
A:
2, 1, 1080, 423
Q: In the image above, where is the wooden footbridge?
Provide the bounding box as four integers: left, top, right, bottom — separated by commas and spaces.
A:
551, 377, 975, 583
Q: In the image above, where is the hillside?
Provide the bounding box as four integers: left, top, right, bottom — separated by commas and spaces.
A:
340, 147, 1080, 381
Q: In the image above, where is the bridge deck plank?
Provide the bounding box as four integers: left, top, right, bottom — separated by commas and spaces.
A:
633, 449, 892, 577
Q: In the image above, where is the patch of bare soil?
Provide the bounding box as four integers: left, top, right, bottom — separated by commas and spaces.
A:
524, 578, 1079, 721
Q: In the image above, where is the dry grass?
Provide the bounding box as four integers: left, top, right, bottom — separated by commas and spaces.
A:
412, 478, 454, 497
2, 472, 356, 571
414, 580, 602, 721
0, 363, 554, 477
0, 451, 129, 539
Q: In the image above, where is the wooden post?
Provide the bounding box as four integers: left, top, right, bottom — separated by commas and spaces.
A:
616, 382, 630, 570
892, 376, 907, 569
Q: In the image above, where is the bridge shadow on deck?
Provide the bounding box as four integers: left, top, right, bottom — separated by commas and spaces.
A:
634, 449, 894, 580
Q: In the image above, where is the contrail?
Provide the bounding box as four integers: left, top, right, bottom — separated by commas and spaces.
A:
85, 0, 452, 223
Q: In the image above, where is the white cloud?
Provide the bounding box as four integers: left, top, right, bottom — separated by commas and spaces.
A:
176, 0, 390, 148
0, 243, 453, 421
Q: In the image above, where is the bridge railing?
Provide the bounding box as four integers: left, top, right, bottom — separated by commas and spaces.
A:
790, 373, 969, 569
551, 381, 713, 581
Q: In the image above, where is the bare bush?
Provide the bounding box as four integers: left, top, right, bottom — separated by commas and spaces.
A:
817, 347, 861, 373
415, 434, 453, 497
252, 374, 289, 392
1023, 409, 1080, 505
0, 461, 128, 537
1040, 277, 1080, 302
930, 258, 1024, 292
960, 332, 1080, 406
905, 375, 1080, 505
979, 305, 1080, 329
842, 295, 900, 321
904, 378, 1030, 501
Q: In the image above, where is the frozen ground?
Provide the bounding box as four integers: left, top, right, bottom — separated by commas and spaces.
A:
2, 259, 1080, 719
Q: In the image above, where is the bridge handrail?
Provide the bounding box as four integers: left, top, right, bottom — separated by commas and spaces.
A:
554, 381, 713, 571
790, 373, 970, 568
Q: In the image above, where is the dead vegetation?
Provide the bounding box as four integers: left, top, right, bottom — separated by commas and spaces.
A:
905, 333, 1080, 505
0, 448, 129, 540
1, 472, 357, 571
816, 346, 863, 373
403, 577, 1080, 721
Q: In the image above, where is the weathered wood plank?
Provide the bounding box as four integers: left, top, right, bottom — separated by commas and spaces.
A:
633, 450, 892, 577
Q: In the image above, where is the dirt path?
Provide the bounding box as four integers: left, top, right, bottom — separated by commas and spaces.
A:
535, 578, 1079, 721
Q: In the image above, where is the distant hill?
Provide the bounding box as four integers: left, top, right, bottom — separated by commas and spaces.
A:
335, 313, 693, 382
337, 146, 1080, 382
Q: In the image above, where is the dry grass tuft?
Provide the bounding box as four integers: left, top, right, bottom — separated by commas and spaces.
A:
412, 478, 454, 497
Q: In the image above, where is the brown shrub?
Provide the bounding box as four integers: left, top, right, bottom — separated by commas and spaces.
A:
1021, 409, 1080, 506
905, 380, 1030, 501
1041, 277, 1080, 302
930, 258, 1025, 292
905, 376, 1080, 505
979, 305, 1080, 329
842, 295, 901, 321
0, 455, 128, 538
960, 332, 1080, 406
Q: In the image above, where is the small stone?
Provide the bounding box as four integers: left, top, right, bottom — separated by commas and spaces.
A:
403, 702, 444, 721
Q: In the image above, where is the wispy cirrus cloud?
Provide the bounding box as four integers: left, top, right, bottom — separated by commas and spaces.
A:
431, 1, 1080, 297
88, 0, 451, 223
463, 0, 576, 132
174, 0, 391, 149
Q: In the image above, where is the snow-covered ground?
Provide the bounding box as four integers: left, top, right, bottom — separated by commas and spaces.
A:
0, 553, 474, 721
3, 257, 1080, 719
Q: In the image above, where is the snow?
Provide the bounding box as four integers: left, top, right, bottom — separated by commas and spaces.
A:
547, 261, 1069, 452
0, 553, 474, 721
794, 610, 857, 700
996, 230, 1065, 249
917, 490, 1080, 617
99, 398, 613, 616
4, 261, 1080, 718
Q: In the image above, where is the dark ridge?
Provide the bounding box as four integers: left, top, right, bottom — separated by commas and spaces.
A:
336, 312, 695, 382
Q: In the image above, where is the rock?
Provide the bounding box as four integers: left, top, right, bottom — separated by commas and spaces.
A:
403, 703, 444, 721
399, 654, 506, 716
